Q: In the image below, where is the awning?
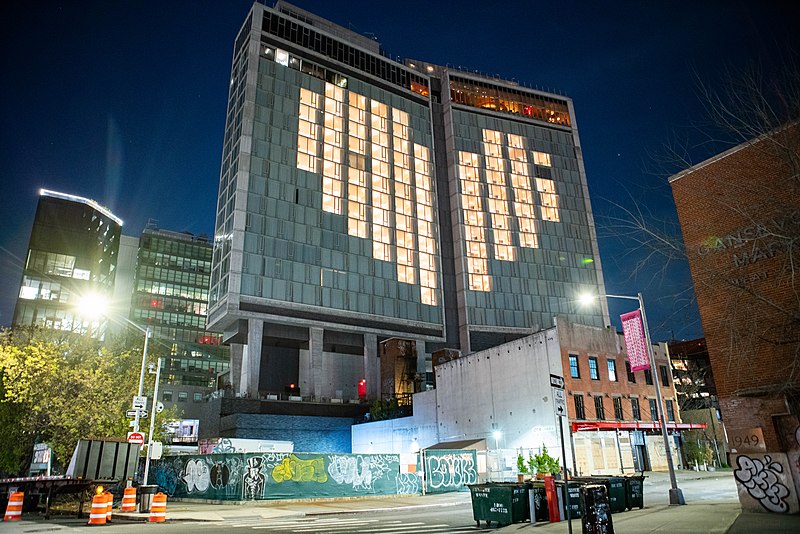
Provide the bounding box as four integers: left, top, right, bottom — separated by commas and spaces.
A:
424, 438, 486, 450
571, 421, 707, 433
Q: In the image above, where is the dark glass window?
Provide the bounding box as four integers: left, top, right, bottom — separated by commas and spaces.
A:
574, 394, 585, 420
178, 391, 188, 403
631, 398, 641, 420
649, 399, 659, 421
569, 355, 580, 378
607, 359, 617, 382
613, 397, 624, 420
589, 357, 599, 380
666, 400, 675, 422
626, 361, 636, 383
594, 396, 605, 420
162, 391, 173, 402
660, 365, 670, 387
644, 369, 653, 385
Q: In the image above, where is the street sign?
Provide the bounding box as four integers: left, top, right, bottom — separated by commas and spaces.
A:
127, 432, 145, 445
156, 401, 164, 414
132, 395, 147, 410
549, 374, 564, 389
126, 409, 148, 418
553, 388, 567, 417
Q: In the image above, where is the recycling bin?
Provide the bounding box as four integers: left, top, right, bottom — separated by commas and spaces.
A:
591, 476, 627, 513
624, 475, 645, 510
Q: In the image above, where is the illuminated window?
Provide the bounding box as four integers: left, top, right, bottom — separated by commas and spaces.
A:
533, 151, 552, 166
535, 177, 560, 221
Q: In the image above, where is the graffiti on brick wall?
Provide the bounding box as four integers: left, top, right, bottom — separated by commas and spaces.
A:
327, 454, 395, 491
396, 472, 421, 494
734, 454, 791, 513
423, 450, 478, 493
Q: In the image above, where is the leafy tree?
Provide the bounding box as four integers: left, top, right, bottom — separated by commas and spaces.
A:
0, 327, 172, 473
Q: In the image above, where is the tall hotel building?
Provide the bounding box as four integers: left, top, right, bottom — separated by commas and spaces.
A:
208, 2, 609, 402
13, 189, 123, 338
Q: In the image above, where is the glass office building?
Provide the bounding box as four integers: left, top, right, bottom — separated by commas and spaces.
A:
131, 226, 229, 418
13, 189, 122, 338
208, 2, 608, 401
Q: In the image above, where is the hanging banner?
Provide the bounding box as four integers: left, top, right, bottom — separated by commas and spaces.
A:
621, 309, 650, 372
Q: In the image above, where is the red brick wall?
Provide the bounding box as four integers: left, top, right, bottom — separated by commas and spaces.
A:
670, 124, 800, 451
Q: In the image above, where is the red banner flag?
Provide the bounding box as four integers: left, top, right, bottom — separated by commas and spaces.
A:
621, 309, 650, 372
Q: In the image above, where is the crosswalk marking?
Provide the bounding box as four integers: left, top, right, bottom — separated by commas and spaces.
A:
227, 515, 492, 533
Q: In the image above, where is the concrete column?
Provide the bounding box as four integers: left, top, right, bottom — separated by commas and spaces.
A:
415, 340, 427, 376
363, 333, 379, 399
243, 318, 263, 397
309, 327, 324, 400
229, 343, 244, 393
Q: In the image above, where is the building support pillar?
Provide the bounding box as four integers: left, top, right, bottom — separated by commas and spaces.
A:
364, 333, 379, 400
309, 326, 324, 400
229, 343, 244, 393
240, 319, 263, 398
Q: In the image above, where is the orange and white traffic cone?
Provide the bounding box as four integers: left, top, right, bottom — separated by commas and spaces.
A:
120, 486, 136, 512
148, 492, 167, 523
3, 491, 23, 521
105, 492, 113, 522
88, 493, 107, 525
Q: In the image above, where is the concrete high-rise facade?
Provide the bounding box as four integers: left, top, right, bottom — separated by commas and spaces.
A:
13, 189, 123, 338
208, 2, 609, 402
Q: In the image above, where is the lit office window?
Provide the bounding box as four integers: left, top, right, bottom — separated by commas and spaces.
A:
533, 151, 552, 167
393, 108, 416, 284
414, 143, 438, 305
297, 88, 321, 173
535, 177, 560, 222
458, 150, 490, 292
482, 129, 515, 261
321, 82, 345, 214
507, 133, 538, 249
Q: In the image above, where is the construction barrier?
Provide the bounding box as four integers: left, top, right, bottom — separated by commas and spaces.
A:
3, 491, 24, 521
149, 492, 167, 523
105, 492, 113, 522
120, 486, 137, 512
88, 493, 107, 525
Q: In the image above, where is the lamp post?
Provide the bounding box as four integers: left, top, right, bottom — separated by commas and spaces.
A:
142, 357, 162, 486
580, 291, 685, 505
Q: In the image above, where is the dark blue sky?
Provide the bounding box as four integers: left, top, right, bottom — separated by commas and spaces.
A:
1, 1, 797, 340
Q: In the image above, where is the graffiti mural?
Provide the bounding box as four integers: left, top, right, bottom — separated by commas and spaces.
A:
327, 454, 395, 491
272, 454, 327, 483
151, 452, 406, 500
396, 472, 421, 494
183, 458, 211, 492
422, 449, 478, 494
734, 454, 793, 513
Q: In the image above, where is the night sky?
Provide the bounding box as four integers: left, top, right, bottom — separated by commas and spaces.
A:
1, 1, 798, 341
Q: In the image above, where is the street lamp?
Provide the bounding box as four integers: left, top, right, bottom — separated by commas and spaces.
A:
579, 291, 686, 506
142, 357, 162, 487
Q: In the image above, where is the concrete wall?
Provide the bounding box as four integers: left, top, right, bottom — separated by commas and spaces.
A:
219, 413, 354, 453
351, 390, 438, 454
298, 349, 363, 400
434, 329, 565, 453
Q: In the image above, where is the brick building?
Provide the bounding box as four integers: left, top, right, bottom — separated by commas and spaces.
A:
671, 123, 800, 511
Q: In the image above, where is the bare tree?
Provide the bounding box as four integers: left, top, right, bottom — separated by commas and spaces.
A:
600, 57, 800, 404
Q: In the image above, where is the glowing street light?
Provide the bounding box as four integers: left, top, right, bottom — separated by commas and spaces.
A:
76, 295, 151, 435
579, 291, 685, 506
493, 430, 502, 450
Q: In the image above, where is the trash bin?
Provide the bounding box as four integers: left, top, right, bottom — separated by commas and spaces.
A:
468, 483, 529, 527
591, 476, 627, 513
529, 482, 549, 522
138, 485, 159, 513
624, 475, 645, 510
580, 484, 615, 533
557, 480, 583, 519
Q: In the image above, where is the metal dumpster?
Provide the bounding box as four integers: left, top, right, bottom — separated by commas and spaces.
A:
468, 483, 529, 527
591, 476, 627, 513
530, 482, 549, 522
557, 480, 583, 519
625, 475, 645, 510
